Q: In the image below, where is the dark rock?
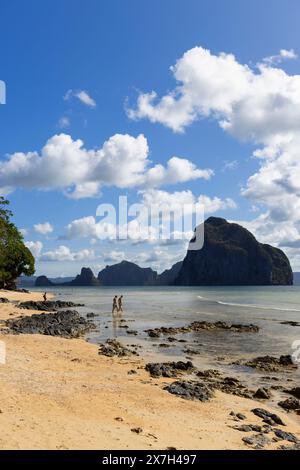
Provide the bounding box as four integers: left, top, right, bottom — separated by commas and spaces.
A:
98, 339, 137, 357
183, 348, 200, 355
145, 361, 194, 378
5, 310, 95, 338
126, 330, 138, 335
165, 380, 214, 402
86, 312, 97, 318
98, 260, 157, 286
284, 386, 300, 399
242, 433, 271, 449
128, 370, 137, 375
236, 413, 246, 420
274, 429, 298, 443
278, 397, 300, 412
254, 387, 272, 399
234, 425, 253, 432
234, 424, 262, 433
174, 217, 292, 286
194, 371, 254, 399
167, 337, 177, 342
18, 300, 84, 311
131, 427, 143, 434
190, 320, 259, 333
147, 329, 161, 338
0, 297, 9, 303
262, 417, 276, 426
251, 408, 285, 426
280, 321, 300, 327
210, 376, 254, 399
145, 320, 259, 338
197, 369, 222, 379
234, 355, 297, 372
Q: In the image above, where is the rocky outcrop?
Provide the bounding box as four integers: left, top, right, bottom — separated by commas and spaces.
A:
18, 300, 83, 311
174, 217, 293, 286
98, 339, 138, 357
35, 275, 54, 287
98, 260, 157, 286
5, 310, 95, 338
145, 361, 195, 378
145, 320, 259, 338
165, 381, 214, 402
66, 267, 100, 286
233, 355, 297, 372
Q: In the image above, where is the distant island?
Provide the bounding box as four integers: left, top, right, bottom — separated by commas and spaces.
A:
32, 217, 293, 287
174, 217, 293, 286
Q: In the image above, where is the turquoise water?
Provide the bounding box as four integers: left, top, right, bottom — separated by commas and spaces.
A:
30, 285, 300, 366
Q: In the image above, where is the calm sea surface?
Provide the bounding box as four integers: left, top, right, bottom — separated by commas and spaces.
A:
31, 285, 300, 396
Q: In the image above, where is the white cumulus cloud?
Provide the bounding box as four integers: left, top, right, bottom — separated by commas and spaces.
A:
40, 245, 95, 262
34, 222, 54, 235
0, 133, 211, 198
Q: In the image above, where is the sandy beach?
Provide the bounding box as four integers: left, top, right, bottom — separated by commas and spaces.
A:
0, 289, 300, 450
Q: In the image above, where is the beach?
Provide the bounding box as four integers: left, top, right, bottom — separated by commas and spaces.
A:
0, 289, 300, 450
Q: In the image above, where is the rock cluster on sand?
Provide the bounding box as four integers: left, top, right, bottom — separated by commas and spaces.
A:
165, 380, 214, 402
196, 372, 255, 399
162, 369, 257, 401
98, 339, 138, 357
228, 409, 299, 449
18, 300, 84, 311
233, 355, 297, 372
145, 320, 259, 338
5, 310, 95, 338
145, 361, 194, 378
242, 433, 272, 449
148, 364, 279, 401
278, 397, 300, 413
251, 408, 285, 426
0, 297, 9, 303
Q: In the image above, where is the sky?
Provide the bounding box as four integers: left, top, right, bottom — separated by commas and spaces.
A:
1, 0, 300, 277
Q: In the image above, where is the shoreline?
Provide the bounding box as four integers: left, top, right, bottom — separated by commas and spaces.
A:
0, 289, 300, 450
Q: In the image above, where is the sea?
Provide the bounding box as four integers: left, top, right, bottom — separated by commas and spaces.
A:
31, 285, 300, 403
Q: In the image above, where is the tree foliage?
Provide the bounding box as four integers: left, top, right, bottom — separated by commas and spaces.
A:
0, 196, 35, 289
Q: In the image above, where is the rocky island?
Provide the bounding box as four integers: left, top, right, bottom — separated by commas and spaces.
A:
174, 217, 293, 286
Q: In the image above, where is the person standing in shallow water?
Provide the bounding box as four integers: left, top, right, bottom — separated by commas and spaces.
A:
43, 292, 47, 302
118, 295, 123, 312
112, 295, 118, 313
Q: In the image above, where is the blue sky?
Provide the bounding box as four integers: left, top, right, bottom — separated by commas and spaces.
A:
1, 0, 300, 276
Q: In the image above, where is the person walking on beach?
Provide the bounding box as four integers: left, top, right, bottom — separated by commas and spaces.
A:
112, 295, 118, 313
43, 292, 47, 302
117, 295, 123, 312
